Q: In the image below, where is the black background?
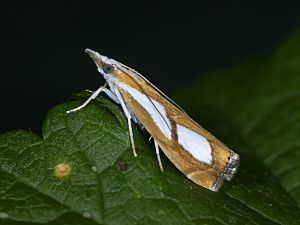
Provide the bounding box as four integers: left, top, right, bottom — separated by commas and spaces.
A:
1, 2, 300, 134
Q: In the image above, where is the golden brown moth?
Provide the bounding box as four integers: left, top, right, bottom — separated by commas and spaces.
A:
67, 49, 240, 191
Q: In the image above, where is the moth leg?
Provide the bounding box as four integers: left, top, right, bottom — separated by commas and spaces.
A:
67, 83, 119, 113
113, 87, 137, 157
67, 83, 108, 113
154, 139, 164, 172
103, 89, 120, 104
127, 117, 137, 157
84, 88, 120, 104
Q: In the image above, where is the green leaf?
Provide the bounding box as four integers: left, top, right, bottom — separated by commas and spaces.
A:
1, 30, 300, 225
174, 31, 300, 224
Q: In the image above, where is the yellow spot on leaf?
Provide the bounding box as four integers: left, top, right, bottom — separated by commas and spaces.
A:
0, 212, 9, 219
91, 165, 97, 172
82, 211, 91, 218
54, 163, 72, 178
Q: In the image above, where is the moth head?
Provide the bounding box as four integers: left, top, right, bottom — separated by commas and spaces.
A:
85, 48, 116, 75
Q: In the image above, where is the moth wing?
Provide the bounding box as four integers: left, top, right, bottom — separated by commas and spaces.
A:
113, 65, 239, 191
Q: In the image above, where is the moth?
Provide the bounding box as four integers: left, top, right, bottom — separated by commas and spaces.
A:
67, 49, 239, 192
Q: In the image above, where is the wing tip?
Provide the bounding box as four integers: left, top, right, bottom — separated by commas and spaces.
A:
212, 152, 240, 192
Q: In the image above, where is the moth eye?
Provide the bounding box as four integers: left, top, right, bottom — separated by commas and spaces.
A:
103, 64, 114, 74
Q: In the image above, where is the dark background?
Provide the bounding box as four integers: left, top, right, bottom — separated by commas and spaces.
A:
1, 2, 300, 134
